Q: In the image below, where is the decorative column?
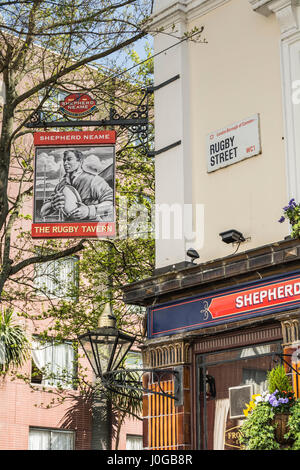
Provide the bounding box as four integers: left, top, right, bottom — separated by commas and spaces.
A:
142, 340, 191, 450
281, 315, 300, 397
150, 0, 194, 269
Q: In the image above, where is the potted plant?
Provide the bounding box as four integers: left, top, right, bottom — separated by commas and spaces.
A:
240, 365, 300, 450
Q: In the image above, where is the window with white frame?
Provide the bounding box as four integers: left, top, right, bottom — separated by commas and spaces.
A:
126, 434, 143, 450
31, 337, 76, 389
34, 256, 78, 300
29, 427, 75, 450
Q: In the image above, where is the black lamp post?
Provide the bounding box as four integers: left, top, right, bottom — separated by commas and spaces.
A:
77, 305, 136, 450
78, 309, 135, 384
78, 305, 183, 407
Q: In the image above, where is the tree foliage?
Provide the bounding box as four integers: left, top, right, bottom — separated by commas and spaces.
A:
0, 307, 30, 372
0, 0, 205, 448
0, 0, 155, 449
0, 0, 152, 299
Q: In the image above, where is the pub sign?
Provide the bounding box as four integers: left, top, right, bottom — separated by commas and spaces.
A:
32, 130, 116, 239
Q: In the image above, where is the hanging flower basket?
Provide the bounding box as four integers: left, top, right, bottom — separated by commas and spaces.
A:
272, 413, 292, 445
240, 365, 300, 450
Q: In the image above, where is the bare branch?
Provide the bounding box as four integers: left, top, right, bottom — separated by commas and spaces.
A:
10, 239, 86, 276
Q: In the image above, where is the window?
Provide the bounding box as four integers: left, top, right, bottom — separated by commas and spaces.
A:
31, 338, 76, 389
126, 434, 143, 450
29, 427, 75, 450
34, 256, 78, 300
38, 88, 68, 121
242, 368, 268, 394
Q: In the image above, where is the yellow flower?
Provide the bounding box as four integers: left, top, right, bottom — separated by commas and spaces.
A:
243, 398, 257, 417
252, 394, 261, 400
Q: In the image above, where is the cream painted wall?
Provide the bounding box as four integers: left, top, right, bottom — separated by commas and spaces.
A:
188, 0, 288, 262
152, 0, 289, 267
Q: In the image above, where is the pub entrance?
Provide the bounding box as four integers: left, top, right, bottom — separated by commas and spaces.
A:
196, 341, 282, 450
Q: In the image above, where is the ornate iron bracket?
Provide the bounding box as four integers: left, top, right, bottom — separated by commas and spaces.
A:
102, 366, 183, 406
274, 352, 300, 396
25, 74, 181, 157
275, 353, 300, 375
25, 90, 149, 137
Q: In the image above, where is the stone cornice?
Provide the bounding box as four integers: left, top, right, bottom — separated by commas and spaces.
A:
249, 0, 300, 36
150, 1, 188, 31
248, 0, 274, 16
150, 0, 230, 30
186, 0, 230, 21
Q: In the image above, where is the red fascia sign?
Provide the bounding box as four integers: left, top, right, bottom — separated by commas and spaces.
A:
148, 271, 300, 338
32, 131, 116, 239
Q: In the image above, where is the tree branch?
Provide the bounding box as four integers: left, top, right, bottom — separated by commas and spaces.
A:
10, 239, 86, 276
13, 30, 146, 108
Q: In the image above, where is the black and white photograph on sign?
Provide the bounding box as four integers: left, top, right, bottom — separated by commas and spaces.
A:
34, 145, 115, 223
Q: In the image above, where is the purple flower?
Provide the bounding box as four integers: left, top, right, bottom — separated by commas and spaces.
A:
289, 198, 296, 207
279, 397, 289, 404
278, 216, 285, 223
268, 391, 282, 407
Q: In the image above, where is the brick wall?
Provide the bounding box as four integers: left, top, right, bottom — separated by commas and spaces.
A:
0, 361, 142, 450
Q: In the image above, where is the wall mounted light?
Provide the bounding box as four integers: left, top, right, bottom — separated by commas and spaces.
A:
186, 248, 200, 264
219, 229, 245, 244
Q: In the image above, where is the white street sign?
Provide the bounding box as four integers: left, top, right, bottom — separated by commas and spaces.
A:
207, 114, 261, 173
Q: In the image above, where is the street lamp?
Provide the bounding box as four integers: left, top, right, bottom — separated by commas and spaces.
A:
78, 305, 135, 384
78, 304, 183, 405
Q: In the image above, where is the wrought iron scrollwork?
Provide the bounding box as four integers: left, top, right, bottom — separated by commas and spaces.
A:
102, 367, 183, 405
30, 110, 42, 124
26, 89, 151, 142
273, 352, 300, 398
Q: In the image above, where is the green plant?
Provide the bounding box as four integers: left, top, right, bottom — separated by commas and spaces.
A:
285, 400, 300, 450
0, 309, 30, 373
240, 365, 299, 450
267, 364, 293, 394
240, 402, 280, 450
278, 198, 300, 238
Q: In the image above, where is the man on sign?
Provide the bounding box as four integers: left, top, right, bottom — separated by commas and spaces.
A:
40, 149, 113, 222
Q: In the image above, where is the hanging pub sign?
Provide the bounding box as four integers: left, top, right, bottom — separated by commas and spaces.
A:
59, 93, 97, 118
148, 270, 300, 338
32, 130, 116, 239
207, 114, 261, 172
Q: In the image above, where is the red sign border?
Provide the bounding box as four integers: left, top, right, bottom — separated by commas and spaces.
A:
31, 222, 115, 239
34, 130, 116, 146
32, 131, 116, 239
